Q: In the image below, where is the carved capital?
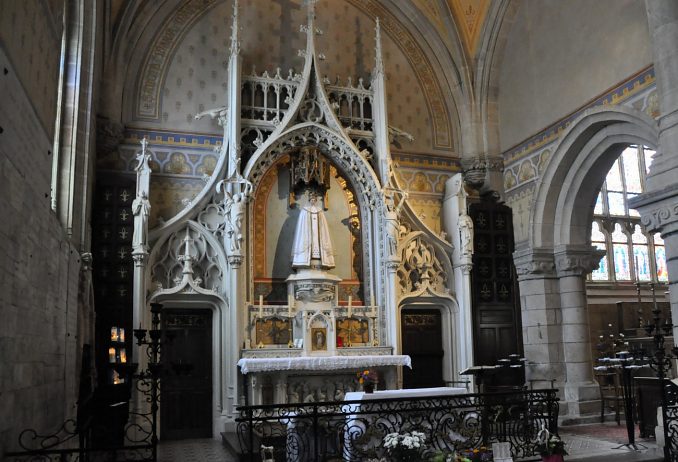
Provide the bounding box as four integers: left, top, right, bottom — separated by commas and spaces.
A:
132, 251, 148, 267
228, 254, 244, 268
639, 204, 678, 234
554, 246, 605, 278
80, 252, 93, 272
512, 247, 556, 280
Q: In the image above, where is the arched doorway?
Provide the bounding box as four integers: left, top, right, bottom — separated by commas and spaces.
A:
401, 307, 444, 388
160, 308, 213, 439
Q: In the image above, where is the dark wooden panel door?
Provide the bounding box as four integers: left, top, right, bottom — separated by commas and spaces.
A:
470, 195, 523, 367
161, 309, 212, 440
401, 309, 444, 389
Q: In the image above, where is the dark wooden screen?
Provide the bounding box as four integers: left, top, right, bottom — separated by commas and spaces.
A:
401, 308, 444, 389
161, 309, 213, 439
91, 178, 135, 386
469, 195, 523, 366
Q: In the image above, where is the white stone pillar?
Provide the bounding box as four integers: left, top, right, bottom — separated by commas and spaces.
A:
443, 174, 474, 379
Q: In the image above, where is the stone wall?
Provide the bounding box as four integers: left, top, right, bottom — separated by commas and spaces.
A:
0, 41, 82, 455
497, 0, 652, 153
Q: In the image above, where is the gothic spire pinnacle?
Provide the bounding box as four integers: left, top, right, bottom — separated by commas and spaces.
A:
229, 0, 240, 56
374, 17, 384, 77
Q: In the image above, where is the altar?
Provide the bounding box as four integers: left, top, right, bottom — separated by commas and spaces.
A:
238, 355, 412, 405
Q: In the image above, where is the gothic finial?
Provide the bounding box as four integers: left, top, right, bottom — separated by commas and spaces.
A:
374, 17, 384, 76
135, 137, 152, 172
230, 0, 240, 56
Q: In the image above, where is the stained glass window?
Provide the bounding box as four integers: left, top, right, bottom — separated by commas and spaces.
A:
590, 222, 608, 281
589, 145, 666, 283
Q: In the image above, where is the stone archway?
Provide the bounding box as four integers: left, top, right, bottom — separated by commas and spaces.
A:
514, 106, 658, 417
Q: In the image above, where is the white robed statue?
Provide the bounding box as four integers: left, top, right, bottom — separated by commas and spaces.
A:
291, 192, 335, 269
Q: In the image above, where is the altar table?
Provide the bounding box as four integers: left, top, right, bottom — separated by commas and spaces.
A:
236, 354, 412, 374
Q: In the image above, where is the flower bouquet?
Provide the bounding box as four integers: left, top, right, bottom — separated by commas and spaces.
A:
383, 431, 426, 461
536, 426, 567, 462
357, 369, 378, 393
456, 447, 493, 462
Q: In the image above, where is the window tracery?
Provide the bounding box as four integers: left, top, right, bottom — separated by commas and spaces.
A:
589, 145, 667, 283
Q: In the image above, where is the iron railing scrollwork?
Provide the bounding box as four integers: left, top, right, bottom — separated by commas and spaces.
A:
5, 303, 168, 462
236, 388, 559, 461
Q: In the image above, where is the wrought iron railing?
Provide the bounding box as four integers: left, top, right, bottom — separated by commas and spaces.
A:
236, 388, 559, 461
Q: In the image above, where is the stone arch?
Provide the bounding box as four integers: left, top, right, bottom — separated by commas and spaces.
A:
530, 106, 659, 251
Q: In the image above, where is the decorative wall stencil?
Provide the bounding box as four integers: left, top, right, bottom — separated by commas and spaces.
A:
517, 160, 536, 183
150, 224, 223, 292
503, 67, 657, 199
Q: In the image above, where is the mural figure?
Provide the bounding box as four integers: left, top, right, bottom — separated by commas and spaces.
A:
291, 192, 335, 269
132, 191, 151, 251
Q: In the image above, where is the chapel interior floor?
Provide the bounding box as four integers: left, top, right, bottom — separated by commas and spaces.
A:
155, 422, 664, 462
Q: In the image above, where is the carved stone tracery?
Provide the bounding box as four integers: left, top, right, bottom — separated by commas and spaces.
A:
397, 234, 449, 296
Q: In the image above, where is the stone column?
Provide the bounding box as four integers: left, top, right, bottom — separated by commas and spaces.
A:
631, 1, 678, 336
554, 246, 605, 416
513, 247, 564, 390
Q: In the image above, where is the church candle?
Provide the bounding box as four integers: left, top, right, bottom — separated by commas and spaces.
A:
258, 295, 263, 318
288, 294, 293, 317
634, 255, 640, 281
348, 296, 352, 318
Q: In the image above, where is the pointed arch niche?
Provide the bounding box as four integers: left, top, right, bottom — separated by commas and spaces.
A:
250, 149, 364, 305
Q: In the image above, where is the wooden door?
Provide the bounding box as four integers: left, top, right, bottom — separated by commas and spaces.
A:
161, 309, 213, 439
401, 308, 444, 389
470, 195, 523, 367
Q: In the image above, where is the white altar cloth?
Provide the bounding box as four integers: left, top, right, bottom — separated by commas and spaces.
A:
236, 355, 411, 374
344, 386, 467, 401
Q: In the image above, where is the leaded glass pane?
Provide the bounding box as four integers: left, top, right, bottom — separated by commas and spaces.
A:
655, 245, 668, 282
613, 243, 631, 280
622, 147, 642, 193
632, 225, 647, 244
611, 223, 627, 243
644, 148, 656, 174
606, 159, 623, 191
627, 193, 640, 217
591, 221, 606, 242
654, 232, 664, 245
594, 192, 604, 215
607, 192, 626, 216
633, 245, 651, 281
591, 242, 609, 281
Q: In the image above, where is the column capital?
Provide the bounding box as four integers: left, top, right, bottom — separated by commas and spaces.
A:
630, 191, 678, 237
512, 247, 556, 281
228, 254, 244, 268
554, 245, 605, 278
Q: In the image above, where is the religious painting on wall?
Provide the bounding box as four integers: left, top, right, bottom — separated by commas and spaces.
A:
311, 327, 327, 351
255, 318, 291, 345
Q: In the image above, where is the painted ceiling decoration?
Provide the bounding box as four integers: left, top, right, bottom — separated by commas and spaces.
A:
133, 0, 454, 152
448, 0, 490, 57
